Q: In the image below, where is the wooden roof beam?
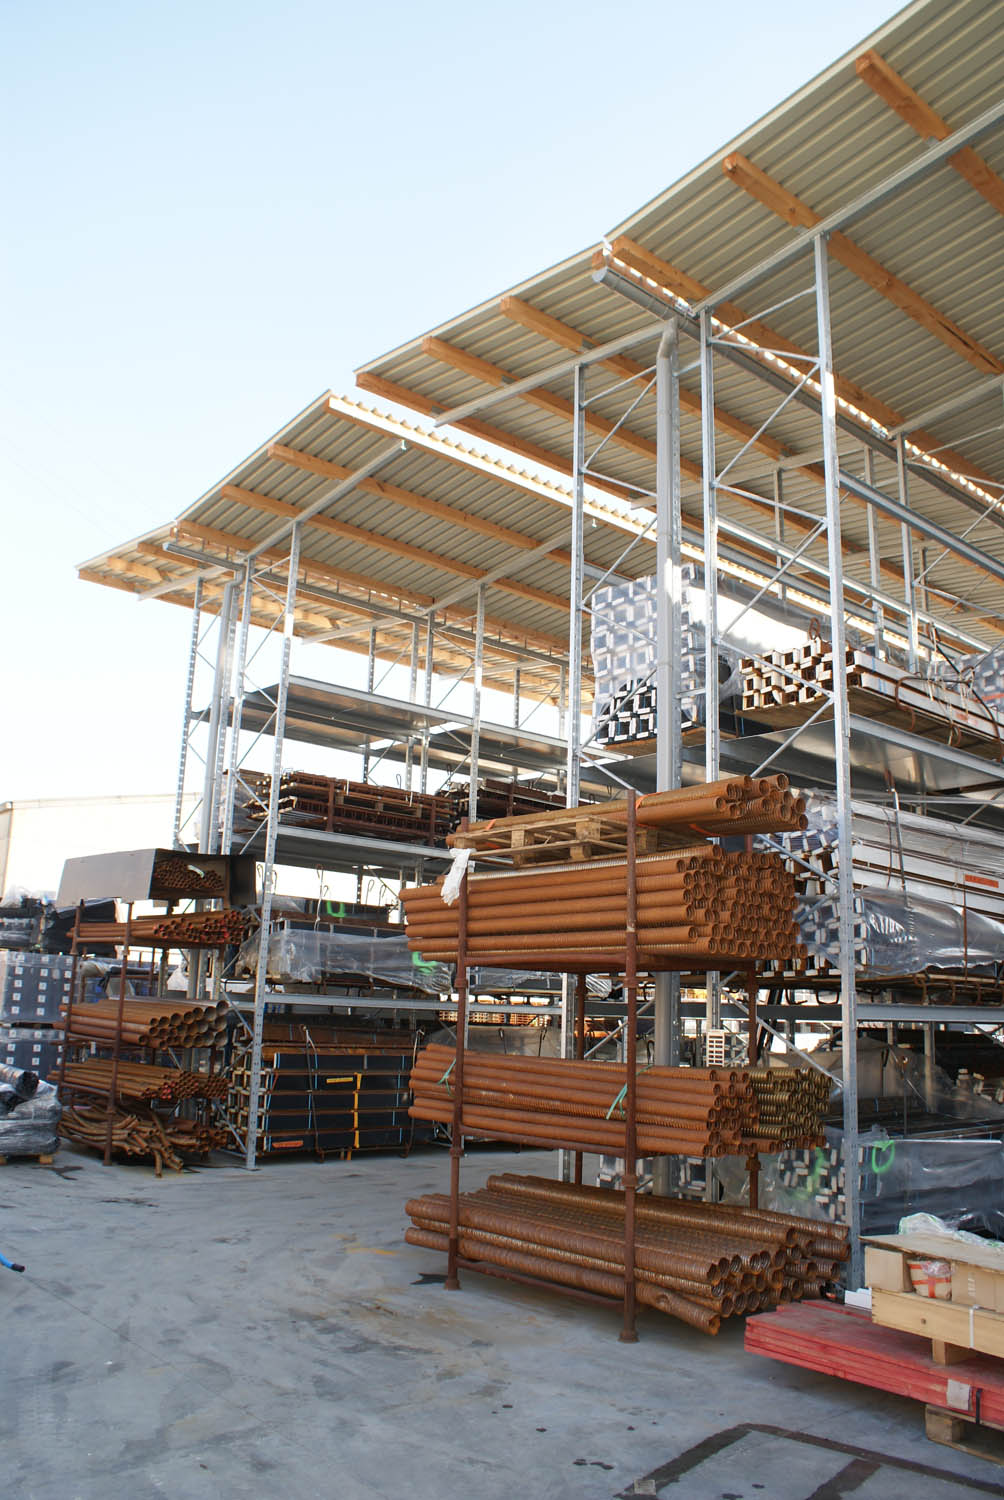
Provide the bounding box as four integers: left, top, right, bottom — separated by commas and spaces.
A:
171, 520, 569, 655
267, 440, 579, 570
419, 334, 694, 476
722, 152, 1004, 376
605, 236, 1004, 495
499, 293, 812, 473
855, 50, 1004, 217
355, 370, 640, 506
219, 482, 570, 614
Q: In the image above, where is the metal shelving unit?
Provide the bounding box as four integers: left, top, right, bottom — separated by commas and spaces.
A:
79, 1, 1004, 1277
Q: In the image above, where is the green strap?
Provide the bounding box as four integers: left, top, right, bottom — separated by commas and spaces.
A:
605, 1084, 628, 1120
438, 1058, 456, 1096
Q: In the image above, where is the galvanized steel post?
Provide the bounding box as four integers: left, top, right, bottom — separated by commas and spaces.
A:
244, 526, 301, 1170
814, 234, 862, 1285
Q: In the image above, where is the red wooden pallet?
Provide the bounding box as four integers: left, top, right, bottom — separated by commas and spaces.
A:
745, 1300, 1004, 1426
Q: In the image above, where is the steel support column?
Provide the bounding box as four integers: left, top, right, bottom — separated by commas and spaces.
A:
468, 587, 485, 825
173, 576, 204, 849
197, 581, 237, 856
653, 319, 683, 1195
700, 310, 721, 1047
863, 450, 885, 658
220, 561, 255, 856
814, 235, 862, 1284
896, 437, 920, 672
244, 527, 302, 1170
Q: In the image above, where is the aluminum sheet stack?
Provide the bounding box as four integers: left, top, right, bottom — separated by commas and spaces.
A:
405, 1173, 850, 1335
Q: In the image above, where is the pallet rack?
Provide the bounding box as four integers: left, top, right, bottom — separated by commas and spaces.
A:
77, 3, 1004, 1278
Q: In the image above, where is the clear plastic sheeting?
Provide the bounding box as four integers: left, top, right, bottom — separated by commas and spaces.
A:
719, 1127, 1004, 1238
468, 969, 612, 998
797, 889, 1004, 975
928, 641, 1004, 725
242, 927, 451, 995
0, 1079, 61, 1158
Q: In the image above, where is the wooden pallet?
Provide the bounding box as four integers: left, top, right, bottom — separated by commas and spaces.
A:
926, 1404, 1004, 1467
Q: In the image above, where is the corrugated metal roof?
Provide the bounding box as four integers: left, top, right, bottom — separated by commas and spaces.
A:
79, 394, 672, 698
355, 0, 1004, 649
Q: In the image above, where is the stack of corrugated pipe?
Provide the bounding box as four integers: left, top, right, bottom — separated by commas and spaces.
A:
405, 1175, 850, 1334
62, 999, 228, 1049
747, 1067, 833, 1150
78, 909, 256, 948
55, 1060, 227, 1103
410, 1046, 826, 1156
402, 848, 803, 969
59, 1104, 227, 1176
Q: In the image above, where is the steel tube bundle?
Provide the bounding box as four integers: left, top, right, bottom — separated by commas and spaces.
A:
77, 908, 256, 949
402, 849, 802, 971
62, 998, 227, 1048
55, 1060, 227, 1103
409, 1045, 827, 1156
405, 1175, 849, 1334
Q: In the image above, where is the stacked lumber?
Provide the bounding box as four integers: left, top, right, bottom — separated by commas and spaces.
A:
446, 775, 806, 866
77, 909, 255, 949
56, 1060, 227, 1103
406, 1173, 849, 1335
746, 1300, 1004, 1426
741, 642, 1003, 753
62, 998, 227, 1048
402, 846, 803, 969
59, 1104, 227, 1175
408, 1046, 827, 1156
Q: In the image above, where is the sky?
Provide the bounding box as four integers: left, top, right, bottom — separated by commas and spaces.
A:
3, 0, 899, 809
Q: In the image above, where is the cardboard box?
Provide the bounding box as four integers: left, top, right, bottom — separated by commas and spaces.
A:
952, 1264, 1004, 1315
865, 1245, 913, 1293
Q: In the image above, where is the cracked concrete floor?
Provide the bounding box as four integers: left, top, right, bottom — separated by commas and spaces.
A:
2, 1145, 1002, 1500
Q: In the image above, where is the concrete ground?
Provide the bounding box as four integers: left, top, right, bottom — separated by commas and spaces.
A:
2, 1144, 1003, 1500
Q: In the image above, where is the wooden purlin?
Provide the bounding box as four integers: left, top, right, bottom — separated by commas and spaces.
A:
419, 333, 693, 475
855, 50, 1004, 218
605, 235, 1004, 496
170, 519, 571, 655
218, 480, 571, 614
721, 151, 1004, 377
355, 369, 639, 504
77, 563, 569, 698
266, 439, 580, 570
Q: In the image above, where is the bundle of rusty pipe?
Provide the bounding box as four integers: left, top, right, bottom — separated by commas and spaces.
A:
55, 1060, 227, 1103
401, 847, 803, 969
746, 1067, 833, 1151
409, 1046, 826, 1156
76, 908, 256, 949
59, 1104, 227, 1176
62, 998, 227, 1048
447, 775, 807, 862
151, 859, 226, 896
405, 1174, 849, 1334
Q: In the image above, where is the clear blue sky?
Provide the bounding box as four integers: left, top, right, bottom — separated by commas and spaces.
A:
3, 0, 896, 804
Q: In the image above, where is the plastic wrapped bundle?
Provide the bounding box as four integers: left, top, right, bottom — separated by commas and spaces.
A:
0, 1079, 61, 1158
0, 1062, 39, 1101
